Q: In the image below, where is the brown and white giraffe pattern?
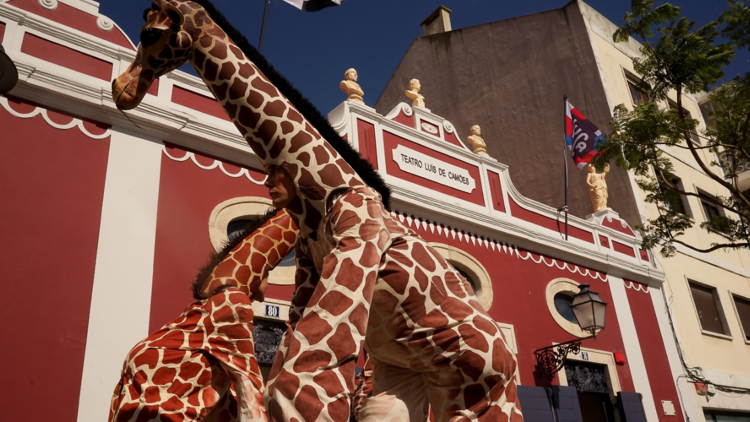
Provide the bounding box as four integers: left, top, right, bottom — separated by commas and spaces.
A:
199, 211, 298, 298
265, 187, 523, 422
109, 211, 300, 422
115, 2, 522, 421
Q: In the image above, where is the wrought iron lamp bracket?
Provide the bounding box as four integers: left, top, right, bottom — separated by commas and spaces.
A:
534, 336, 593, 379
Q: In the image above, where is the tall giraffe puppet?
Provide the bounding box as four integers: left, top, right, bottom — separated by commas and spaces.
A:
108, 209, 298, 422
113, 1, 523, 421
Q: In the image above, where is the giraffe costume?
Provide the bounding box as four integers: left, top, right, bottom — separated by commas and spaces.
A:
112, 2, 523, 421
109, 210, 298, 422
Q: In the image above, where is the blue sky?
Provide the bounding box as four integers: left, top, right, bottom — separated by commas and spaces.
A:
99, 0, 749, 115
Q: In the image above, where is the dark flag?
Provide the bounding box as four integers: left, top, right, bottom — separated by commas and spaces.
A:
565, 100, 605, 169
282, 0, 346, 12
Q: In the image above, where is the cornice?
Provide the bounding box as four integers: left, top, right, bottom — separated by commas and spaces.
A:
389, 185, 664, 285
1, 3, 135, 58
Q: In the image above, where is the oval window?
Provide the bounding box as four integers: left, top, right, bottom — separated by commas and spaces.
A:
554, 293, 578, 324
227, 218, 256, 241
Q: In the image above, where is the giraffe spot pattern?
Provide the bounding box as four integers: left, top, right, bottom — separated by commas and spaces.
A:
119, 3, 522, 417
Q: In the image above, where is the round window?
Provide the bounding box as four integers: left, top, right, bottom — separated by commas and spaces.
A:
554, 293, 578, 324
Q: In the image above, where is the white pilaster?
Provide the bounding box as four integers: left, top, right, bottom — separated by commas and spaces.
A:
77, 128, 162, 422
607, 276, 660, 421
649, 284, 703, 422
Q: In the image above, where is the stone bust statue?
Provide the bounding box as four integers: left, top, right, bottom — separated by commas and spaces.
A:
405, 78, 425, 108
340, 68, 364, 103
587, 163, 611, 212
465, 125, 489, 156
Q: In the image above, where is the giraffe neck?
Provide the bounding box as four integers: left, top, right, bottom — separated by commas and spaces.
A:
179, 7, 364, 239
188, 27, 295, 159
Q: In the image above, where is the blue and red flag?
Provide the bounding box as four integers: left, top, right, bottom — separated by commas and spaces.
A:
565, 100, 605, 169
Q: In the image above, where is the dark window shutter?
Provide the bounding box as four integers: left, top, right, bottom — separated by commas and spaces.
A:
550, 386, 584, 422
517, 386, 555, 422
734, 296, 750, 341
689, 282, 725, 334
618, 392, 647, 422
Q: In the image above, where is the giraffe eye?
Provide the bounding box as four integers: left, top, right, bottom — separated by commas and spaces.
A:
140, 27, 163, 48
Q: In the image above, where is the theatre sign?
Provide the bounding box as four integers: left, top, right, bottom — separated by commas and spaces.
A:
391, 144, 476, 194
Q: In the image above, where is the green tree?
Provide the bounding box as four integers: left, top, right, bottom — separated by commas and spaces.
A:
594, 0, 750, 257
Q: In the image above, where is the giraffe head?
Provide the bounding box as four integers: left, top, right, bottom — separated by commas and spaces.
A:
113, 0, 198, 109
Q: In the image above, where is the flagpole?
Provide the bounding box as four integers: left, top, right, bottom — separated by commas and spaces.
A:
563, 94, 569, 241
258, 0, 271, 53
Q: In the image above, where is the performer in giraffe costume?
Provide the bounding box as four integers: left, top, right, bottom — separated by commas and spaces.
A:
108, 209, 298, 422
113, 1, 523, 421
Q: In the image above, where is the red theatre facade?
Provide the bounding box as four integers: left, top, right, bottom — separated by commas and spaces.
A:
0, 1, 682, 422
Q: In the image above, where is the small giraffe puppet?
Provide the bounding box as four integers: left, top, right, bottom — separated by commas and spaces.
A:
108, 209, 298, 422
113, 1, 523, 421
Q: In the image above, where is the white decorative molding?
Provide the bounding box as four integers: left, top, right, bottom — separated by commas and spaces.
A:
1, 95, 111, 139
516, 249, 609, 282
443, 120, 454, 134
162, 145, 267, 185
96, 16, 113, 32
39, 0, 58, 10
401, 103, 413, 117
624, 280, 649, 293
391, 210, 608, 283
420, 121, 438, 134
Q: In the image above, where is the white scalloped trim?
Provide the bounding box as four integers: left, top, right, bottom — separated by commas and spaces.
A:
162, 146, 267, 185
38, 0, 58, 10
624, 280, 649, 293
0, 96, 111, 139
390, 210, 609, 283
96, 16, 114, 32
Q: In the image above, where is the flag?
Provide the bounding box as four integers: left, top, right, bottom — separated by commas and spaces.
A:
565, 100, 605, 169
281, 0, 346, 12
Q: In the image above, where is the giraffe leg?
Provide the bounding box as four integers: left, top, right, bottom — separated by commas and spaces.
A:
356, 358, 429, 422
365, 238, 522, 422
110, 289, 267, 422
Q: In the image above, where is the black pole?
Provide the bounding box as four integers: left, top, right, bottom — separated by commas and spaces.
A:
258, 0, 271, 53
563, 94, 569, 241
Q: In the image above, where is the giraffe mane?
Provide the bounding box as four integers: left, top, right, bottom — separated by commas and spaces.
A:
184, 0, 391, 208
191, 207, 279, 300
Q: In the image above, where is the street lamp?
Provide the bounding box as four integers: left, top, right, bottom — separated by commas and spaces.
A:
535, 283, 608, 379
570, 283, 607, 338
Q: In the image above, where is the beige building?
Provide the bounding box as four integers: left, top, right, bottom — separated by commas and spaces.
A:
580, 3, 750, 420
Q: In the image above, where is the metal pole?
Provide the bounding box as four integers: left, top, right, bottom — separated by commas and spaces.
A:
563, 94, 569, 241
258, 0, 271, 53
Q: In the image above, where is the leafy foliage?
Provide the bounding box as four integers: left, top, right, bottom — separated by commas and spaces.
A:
594, 0, 750, 256
721, 1, 750, 51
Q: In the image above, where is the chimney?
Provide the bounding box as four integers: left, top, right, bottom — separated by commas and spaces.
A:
420, 5, 452, 36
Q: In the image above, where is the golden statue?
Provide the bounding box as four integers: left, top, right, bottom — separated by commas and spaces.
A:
465, 125, 489, 156
587, 164, 611, 212
405, 78, 425, 108
340, 68, 364, 103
